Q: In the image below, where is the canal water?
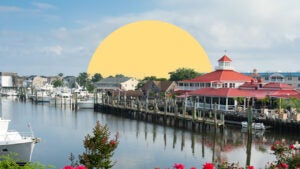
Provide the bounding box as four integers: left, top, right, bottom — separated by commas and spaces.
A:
1, 97, 299, 169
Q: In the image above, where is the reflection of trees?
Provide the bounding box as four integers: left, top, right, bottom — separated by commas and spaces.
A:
173, 128, 177, 149
181, 131, 185, 151
153, 124, 157, 143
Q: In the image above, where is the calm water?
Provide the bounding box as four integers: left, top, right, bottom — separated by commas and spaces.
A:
1, 97, 299, 169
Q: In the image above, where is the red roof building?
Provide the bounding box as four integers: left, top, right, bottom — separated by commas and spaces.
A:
175, 55, 300, 112
176, 55, 254, 92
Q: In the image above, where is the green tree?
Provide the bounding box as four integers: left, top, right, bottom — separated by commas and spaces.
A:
53, 79, 63, 88
168, 68, 201, 81
79, 121, 119, 169
58, 73, 64, 77
91, 73, 103, 83
76, 72, 90, 88
115, 74, 125, 78
86, 83, 95, 93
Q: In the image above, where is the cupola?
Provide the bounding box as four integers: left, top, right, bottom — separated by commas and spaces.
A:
215, 55, 234, 70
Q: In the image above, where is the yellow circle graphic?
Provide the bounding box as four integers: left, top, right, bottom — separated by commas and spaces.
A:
87, 20, 212, 79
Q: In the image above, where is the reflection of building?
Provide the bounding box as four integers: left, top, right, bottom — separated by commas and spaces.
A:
245, 71, 300, 90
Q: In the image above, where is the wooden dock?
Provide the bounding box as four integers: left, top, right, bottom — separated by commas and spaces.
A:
94, 103, 225, 132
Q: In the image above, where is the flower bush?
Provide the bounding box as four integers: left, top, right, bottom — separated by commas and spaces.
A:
267, 139, 299, 169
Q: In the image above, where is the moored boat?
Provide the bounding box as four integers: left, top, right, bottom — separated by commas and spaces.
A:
0, 117, 40, 162
77, 97, 94, 109
241, 121, 265, 130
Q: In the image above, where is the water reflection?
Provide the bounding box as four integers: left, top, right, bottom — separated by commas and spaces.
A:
1, 97, 299, 169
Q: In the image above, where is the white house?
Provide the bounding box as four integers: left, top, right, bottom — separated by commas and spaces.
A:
0, 72, 17, 88
95, 77, 139, 91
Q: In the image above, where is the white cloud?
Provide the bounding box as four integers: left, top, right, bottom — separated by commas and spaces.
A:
42, 45, 63, 56
0, 6, 22, 12
32, 2, 57, 10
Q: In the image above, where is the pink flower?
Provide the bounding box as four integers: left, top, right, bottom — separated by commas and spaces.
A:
202, 163, 214, 169
277, 163, 289, 168
110, 140, 116, 146
248, 166, 254, 169
289, 144, 295, 150
271, 145, 275, 151
174, 163, 184, 169
62, 166, 73, 169
75, 166, 87, 169
190, 167, 197, 169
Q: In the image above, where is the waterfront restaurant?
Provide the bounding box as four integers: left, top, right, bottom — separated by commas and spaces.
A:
175, 55, 300, 112
187, 81, 300, 112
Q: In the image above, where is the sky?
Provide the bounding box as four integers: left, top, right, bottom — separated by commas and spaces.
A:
1, 0, 300, 77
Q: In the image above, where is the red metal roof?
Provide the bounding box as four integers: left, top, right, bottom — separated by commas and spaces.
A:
263, 82, 294, 90
188, 88, 251, 97
218, 55, 232, 62
182, 70, 254, 82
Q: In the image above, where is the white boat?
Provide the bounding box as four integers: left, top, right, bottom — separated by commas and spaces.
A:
77, 97, 94, 109
241, 121, 265, 130
0, 117, 40, 162
32, 90, 51, 102
50, 92, 73, 105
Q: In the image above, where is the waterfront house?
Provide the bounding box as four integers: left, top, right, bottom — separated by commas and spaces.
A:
0, 72, 19, 96
141, 80, 177, 98
63, 76, 77, 88
0, 72, 17, 88
31, 76, 48, 89
245, 70, 300, 90
95, 77, 139, 91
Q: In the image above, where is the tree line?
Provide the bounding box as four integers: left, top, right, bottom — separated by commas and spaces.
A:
52, 68, 203, 92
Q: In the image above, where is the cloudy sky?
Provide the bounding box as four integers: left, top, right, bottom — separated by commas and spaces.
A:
1, 0, 300, 77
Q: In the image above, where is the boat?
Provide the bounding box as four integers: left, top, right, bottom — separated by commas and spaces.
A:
77, 97, 94, 109
0, 117, 40, 162
32, 90, 51, 102
50, 92, 73, 105
241, 121, 265, 130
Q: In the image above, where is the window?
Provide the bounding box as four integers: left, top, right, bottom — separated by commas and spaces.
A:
298, 84, 300, 88
288, 76, 292, 80
229, 83, 235, 88
265, 76, 269, 80
298, 77, 300, 81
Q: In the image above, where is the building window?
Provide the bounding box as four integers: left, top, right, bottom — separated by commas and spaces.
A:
288, 76, 292, 80
265, 77, 269, 80
298, 77, 300, 81
229, 83, 235, 88
298, 84, 300, 88
222, 83, 228, 88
